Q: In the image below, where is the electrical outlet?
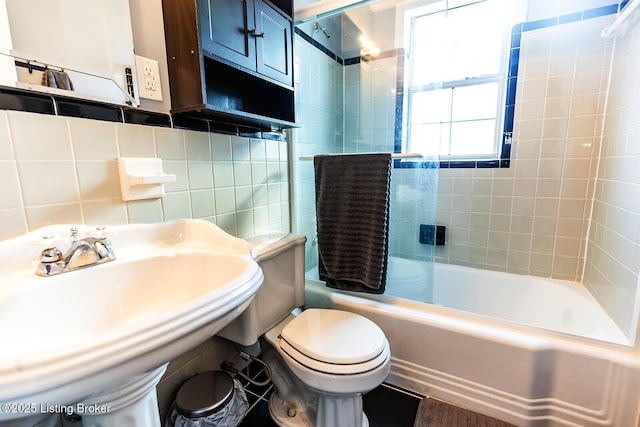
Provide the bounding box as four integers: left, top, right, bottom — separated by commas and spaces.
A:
135, 55, 163, 101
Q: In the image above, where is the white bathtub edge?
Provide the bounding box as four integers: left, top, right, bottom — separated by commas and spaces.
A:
305, 281, 640, 427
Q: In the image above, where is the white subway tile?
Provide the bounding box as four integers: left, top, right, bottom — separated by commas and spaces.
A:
185, 130, 211, 161
0, 111, 13, 159
117, 123, 155, 158
127, 199, 163, 224
155, 128, 186, 160
0, 208, 27, 240
69, 117, 118, 160
9, 111, 72, 160
26, 203, 83, 229
0, 161, 23, 209
18, 160, 79, 206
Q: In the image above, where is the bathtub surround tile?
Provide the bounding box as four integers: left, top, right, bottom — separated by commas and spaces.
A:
530, 252, 553, 275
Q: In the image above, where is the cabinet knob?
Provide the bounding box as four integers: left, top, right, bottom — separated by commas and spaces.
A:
248, 28, 265, 38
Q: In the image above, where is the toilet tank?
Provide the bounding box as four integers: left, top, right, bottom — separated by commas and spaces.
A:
217, 233, 307, 346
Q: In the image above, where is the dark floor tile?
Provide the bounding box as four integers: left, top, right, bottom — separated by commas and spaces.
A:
363, 384, 422, 427
244, 389, 262, 407
244, 370, 273, 397
239, 399, 278, 427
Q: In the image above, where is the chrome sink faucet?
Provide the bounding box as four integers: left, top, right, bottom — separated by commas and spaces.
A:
36, 227, 116, 277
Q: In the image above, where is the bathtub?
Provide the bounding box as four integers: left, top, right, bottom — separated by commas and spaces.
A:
305, 257, 640, 426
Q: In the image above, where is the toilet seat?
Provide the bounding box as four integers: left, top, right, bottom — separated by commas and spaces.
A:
279, 309, 389, 375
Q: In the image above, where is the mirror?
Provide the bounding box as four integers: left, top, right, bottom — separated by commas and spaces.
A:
0, 0, 139, 107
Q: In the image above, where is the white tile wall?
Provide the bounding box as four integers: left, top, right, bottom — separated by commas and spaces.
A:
434, 16, 613, 281
583, 13, 640, 340
292, 34, 344, 271
293, 11, 638, 340
0, 110, 290, 241
0, 109, 291, 420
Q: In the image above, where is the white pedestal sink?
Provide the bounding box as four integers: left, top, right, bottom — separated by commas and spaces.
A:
0, 219, 263, 426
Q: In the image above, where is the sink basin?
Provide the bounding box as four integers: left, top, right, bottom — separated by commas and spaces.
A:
0, 219, 263, 425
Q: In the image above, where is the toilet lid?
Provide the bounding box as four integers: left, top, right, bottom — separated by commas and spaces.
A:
280, 309, 387, 365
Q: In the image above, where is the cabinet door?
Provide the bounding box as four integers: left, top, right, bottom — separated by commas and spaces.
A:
254, 0, 293, 87
197, 0, 256, 71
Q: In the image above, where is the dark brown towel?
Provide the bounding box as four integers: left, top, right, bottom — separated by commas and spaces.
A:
314, 153, 392, 294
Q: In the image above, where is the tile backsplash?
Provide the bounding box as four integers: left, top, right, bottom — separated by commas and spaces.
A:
0, 109, 290, 240
0, 107, 290, 420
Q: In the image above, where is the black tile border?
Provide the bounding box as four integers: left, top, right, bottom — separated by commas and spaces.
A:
0, 86, 287, 141
0, 87, 55, 115
56, 97, 123, 122
123, 109, 171, 127
294, 27, 344, 65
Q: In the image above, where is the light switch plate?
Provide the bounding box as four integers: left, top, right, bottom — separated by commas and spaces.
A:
134, 55, 163, 101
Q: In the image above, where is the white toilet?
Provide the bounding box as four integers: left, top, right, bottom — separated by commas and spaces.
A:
218, 234, 391, 427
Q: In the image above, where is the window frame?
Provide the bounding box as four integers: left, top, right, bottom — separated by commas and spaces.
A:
396, 0, 513, 169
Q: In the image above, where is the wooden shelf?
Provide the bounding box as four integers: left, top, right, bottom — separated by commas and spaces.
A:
162, 0, 295, 132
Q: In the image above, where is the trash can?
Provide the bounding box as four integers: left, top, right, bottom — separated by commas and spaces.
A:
166, 370, 249, 427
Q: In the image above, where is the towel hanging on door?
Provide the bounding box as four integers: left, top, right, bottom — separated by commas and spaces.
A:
314, 153, 392, 294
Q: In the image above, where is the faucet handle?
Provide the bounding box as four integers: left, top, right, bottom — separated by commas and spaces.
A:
40, 247, 63, 263
90, 226, 112, 239
34, 234, 69, 250
70, 227, 79, 242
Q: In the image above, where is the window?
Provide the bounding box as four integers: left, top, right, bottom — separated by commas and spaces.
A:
403, 0, 512, 163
